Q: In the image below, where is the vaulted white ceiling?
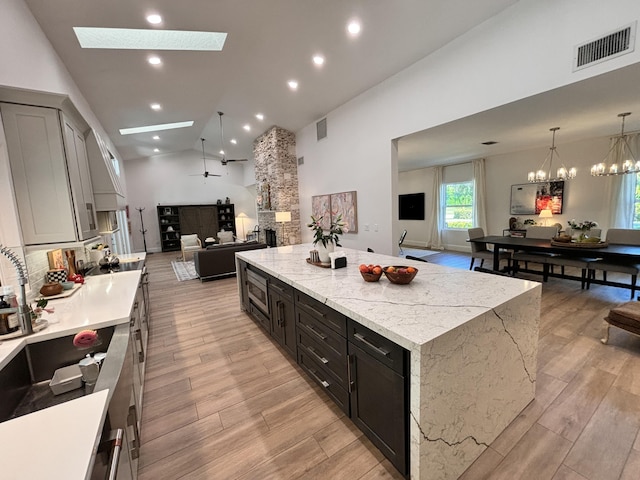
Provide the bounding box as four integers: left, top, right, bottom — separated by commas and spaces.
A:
23, 0, 518, 163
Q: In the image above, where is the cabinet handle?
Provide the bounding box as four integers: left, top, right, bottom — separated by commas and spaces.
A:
306, 345, 328, 364
353, 332, 390, 357
305, 323, 327, 341
304, 303, 326, 319
107, 429, 124, 480
270, 283, 286, 295
278, 301, 285, 327
135, 329, 145, 363
347, 354, 354, 393
127, 405, 140, 459
308, 367, 330, 388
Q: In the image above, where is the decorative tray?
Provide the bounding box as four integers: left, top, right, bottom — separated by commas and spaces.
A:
550, 240, 609, 248
0, 319, 48, 340
306, 258, 331, 268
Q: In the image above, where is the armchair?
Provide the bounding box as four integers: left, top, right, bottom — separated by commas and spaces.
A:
180, 234, 202, 261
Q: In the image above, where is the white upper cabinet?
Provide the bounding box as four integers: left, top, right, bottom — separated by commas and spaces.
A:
1, 103, 98, 244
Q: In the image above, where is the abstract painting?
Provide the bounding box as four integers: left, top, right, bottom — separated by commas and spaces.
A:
330, 191, 358, 233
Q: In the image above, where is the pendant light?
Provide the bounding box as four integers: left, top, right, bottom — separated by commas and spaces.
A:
590, 112, 639, 176
527, 127, 576, 182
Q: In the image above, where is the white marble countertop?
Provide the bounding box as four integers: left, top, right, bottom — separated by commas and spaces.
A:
0, 389, 109, 480
237, 244, 540, 350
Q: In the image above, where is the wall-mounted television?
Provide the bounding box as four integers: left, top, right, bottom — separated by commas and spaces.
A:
399, 192, 425, 220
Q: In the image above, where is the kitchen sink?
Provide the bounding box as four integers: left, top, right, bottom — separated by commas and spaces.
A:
0, 326, 115, 423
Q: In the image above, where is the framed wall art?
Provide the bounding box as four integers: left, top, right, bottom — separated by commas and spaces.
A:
330, 191, 358, 233
311, 194, 331, 230
510, 181, 564, 215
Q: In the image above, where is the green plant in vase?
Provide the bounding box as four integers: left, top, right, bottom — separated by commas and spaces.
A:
567, 219, 598, 242
307, 214, 345, 263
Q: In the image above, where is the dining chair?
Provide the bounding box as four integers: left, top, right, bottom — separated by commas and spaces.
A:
467, 227, 511, 271
398, 229, 407, 254
587, 229, 640, 299
180, 234, 202, 262
546, 228, 602, 289
511, 225, 560, 279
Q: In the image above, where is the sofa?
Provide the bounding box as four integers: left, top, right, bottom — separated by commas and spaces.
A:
193, 241, 267, 280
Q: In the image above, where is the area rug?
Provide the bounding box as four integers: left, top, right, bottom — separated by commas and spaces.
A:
399, 248, 441, 261
171, 260, 198, 281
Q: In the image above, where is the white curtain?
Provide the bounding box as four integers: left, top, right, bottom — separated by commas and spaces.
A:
472, 158, 487, 232
426, 166, 443, 249
608, 133, 640, 228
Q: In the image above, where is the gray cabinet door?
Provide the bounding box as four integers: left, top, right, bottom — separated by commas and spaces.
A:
1, 103, 77, 244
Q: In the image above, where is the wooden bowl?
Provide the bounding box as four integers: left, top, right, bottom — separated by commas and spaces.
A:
382, 266, 418, 285
360, 270, 382, 282
40, 282, 63, 296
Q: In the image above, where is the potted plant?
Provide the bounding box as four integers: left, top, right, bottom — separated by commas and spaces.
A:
567, 219, 598, 242
307, 214, 345, 263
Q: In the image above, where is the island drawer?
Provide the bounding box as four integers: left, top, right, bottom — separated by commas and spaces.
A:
249, 302, 270, 332
268, 276, 293, 301
297, 308, 347, 358
295, 291, 346, 336
297, 329, 348, 388
298, 348, 349, 414
347, 319, 407, 375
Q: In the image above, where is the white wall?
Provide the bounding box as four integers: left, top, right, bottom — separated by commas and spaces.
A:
296, 0, 640, 255
124, 151, 257, 252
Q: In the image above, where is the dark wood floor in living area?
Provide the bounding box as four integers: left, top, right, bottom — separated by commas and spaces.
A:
138, 250, 640, 480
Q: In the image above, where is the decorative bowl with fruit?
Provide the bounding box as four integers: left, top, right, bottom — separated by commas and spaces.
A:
382, 265, 418, 285
358, 264, 383, 282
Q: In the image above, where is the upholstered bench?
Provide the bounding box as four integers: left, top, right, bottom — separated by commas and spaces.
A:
601, 301, 640, 344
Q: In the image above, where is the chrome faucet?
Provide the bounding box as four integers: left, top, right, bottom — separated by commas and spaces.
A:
0, 244, 33, 336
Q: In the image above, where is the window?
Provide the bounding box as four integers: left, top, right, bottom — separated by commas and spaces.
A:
444, 181, 474, 229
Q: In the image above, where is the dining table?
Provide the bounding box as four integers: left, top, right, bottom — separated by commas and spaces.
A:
469, 235, 640, 273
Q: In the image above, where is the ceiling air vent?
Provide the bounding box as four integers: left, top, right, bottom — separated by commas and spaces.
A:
316, 118, 327, 141
573, 22, 636, 71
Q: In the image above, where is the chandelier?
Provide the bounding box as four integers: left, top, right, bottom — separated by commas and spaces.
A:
591, 112, 639, 176
527, 127, 576, 182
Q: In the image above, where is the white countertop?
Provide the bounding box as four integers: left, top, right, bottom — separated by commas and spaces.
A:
0, 389, 109, 480
0, 252, 145, 479
237, 244, 540, 350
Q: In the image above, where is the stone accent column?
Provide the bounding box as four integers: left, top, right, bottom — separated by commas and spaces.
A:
254, 126, 301, 246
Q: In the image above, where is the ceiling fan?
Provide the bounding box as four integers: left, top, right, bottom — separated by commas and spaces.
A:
190, 138, 221, 178
217, 111, 248, 166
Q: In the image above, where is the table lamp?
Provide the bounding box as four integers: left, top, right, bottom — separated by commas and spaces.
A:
538, 209, 553, 226
236, 212, 248, 241
275, 211, 291, 245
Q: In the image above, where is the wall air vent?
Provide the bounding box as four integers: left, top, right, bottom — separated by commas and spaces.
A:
316, 118, 327, 141
573, 22, 636, 71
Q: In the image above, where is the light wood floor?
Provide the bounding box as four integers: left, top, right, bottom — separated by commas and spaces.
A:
138, 251, 640, 480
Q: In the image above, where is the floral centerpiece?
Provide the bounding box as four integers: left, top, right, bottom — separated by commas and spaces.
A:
307, 214, 345, 263
567, 219, 598, 242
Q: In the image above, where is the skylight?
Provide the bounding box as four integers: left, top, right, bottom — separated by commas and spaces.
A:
119, 121, 194, 135
74, 27, 227, 51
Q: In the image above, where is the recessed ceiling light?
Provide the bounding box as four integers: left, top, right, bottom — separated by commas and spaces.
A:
230, 139, 237, 144
288, 80, 298, 91
150, 103, 161, 110
146, 14, 162, 25
148, 56, 162, 66
255, 113, 264, 121
153, 148, 160, 153
243, 124, 251, 132
219, 150, 225, 155
73, 27, 227, 51
312, 55, 325, 66
152, 135, 160, 140
347, 21, 361, 36
119, 120, 194, 135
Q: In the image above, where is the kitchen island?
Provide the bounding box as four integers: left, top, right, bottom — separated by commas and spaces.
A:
236, 245, 541, 480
